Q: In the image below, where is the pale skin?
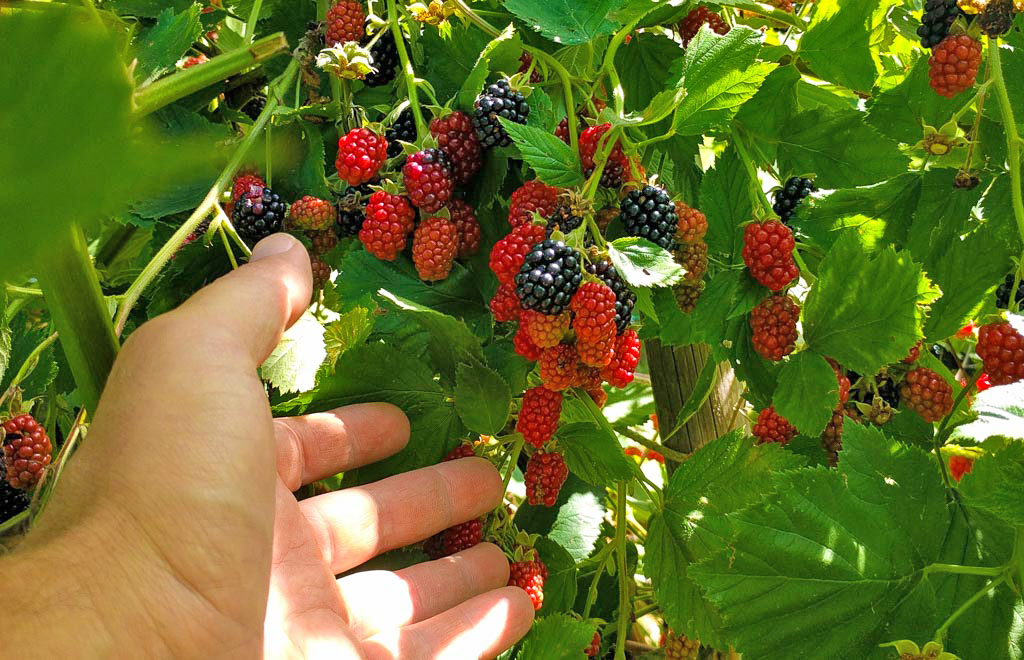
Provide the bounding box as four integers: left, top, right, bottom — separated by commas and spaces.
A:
1, 233, 534, 658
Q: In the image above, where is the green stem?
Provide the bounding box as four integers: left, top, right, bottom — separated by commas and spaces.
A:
614, 481, 631, 660
615, 426, 688, 464
582, 125, 623, 200
717, 0, 806, 29
132, 33, 288, 117
5, 285, 43, 298
988, 38, 1024, 248
792, 247, 817, 285
501, 435, 525, 498
1014, 527, 1024, 592
924, 563, 1006, 578
633, 602, 659, 618
732, 130, 771, 216
582, 541, 615, 619
934, 574, 1008, 642
388, 0, 426, 140
36, 224, 119, 413
243, 0, 264, 43
600, 15, 646, 117
115, 59, 299, 335
217, 224, 239, 270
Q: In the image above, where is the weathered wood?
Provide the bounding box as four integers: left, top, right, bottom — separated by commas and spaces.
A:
646, 339, 748, 460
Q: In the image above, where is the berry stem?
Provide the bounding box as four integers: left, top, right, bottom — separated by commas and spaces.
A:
923, 562, 1006, 578
116, 59, 299, 335
581, 125, 624, 201
731, 130, 772, 216
387, 0, 427, 141
933, 574, 1009, 643
450, 0, 580, 153
615, 425, 688, 464
132, 33, 289, 117
36, 223, 120, 413
217, 223, 240, 270
791, 247, 816, 285
932, 378, 977, 489
500, 434, 525, 499
987, 37, 1024, 249
613, 480, 631, 660
581, 541, 616, 619
716, 1, 807, 30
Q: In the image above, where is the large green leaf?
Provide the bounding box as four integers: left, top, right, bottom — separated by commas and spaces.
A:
454, 362, 511, 435
500, 119, 584, 188
699, 146, 752, 258
867, 55, 963, 144
535, 537, 579, 616
645, 431, 803, 647
734, 64, 800, 151
954, 381, 1024, 443
689, 424, 951, 658
556, 422, 634, 487
134, 5, 203, 85
456, 24, 523, 111
515, 473, 607, 562
959, 440, 1024, 527
802, 232, 938, 376
799, 0, 881, 92
672, 26, 774, 136
260, 311, 327, 394
518, 613, 597, 659
772, 350, 839, 436
607, 237, 683, 288
502, 0, 626, 45
777, 107, 910, 188
613, 33, 684, 114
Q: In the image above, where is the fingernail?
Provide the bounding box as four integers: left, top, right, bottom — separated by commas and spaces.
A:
250, 233, 296, 262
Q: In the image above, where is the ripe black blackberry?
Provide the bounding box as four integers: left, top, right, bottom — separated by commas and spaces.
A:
917, 0, 962, 48
996, 273, 1024, 310
979, 0, 1016, 37
473, 79, 530, 149
0, 479, 28, 522
242, 94, 267, 121
385, 107, 418, 158
772, 176, 816, 223
362, 27, 399, 87
620, 185, 677, 250
546, 204, 584, 233
929, 343, 960, 372
232, 186, 286, 244
586, 259, 636, 334
336, 182, 372, 237
515, 240, 582, 315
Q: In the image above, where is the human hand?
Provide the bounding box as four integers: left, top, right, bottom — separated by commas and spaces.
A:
5, 233, 534, 658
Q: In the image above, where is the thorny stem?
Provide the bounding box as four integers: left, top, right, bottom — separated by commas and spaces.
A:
389, 0, 426, 140
988, 37, 1024, 248
115, 59, 299, 335
614, 481, 631, 660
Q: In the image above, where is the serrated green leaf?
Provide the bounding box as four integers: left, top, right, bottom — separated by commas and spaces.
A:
454, 362, 511, 435
700, 146, 752, 258
518, 612, 597, 660
799, 0, 880, 92
293, 124, 332, 201
502, 0, 626, 45
135, 5, 204, 85
419, 23, 492, 105
260, 311, 327, 394
777, 107, 910, 188
607, 237, 683, 288
803, 232, 938, 376
646, 431, 803, 647
672, 26, 773, 135
866, 55, 965, 145
526, 87, 557, 131
499, 119, 584, 188
907, 169, 987, 273
323, 307, 373, 370
557, 421, 634, 486
613, 33, 684, 115
772, 351, 839, 436
515, 473, 607, 561
689, 424, 951, 658
456, 24, 523, 111
534, 537, 579, 616
735, 65, 800, 148
958, 441, 1024, 527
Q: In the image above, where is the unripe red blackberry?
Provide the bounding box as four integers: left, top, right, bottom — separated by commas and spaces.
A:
359, 191, 415, 260
444, 443, 475, 461
514, 322, 544, 361
441, 518, 484, 556
677, 6, 730, 47
525, 449, 569, 507
539, 343, 580, 391
977, 321, 1024, 385
521, 310, 571, 349
570, 281, 618, 342
490, 223, 547, 286
949, 454, 975, 481
601, 329, 641, 388
752, 406, 797, 446
517, 386, 563, 448
577, 331, 617, 368
412, 215, 459, 281
336, 128, 388, 186
821, 407, 845, 466
325, 1, 365, 45
674, 241, 708, 282
742, 219, 799, 291
430, 111, 483, 185
225, 172, 265, 217
664, 630, 700, 660
403, 148, 455, 212
900, 367, 954, 423
508, 558, 547, 610
2, 414, 51, 490
674, 281, 705, 313
585, 631, 601, 657
448, 199, 481, 257
517, 52, 543, 83
579, 123, 630, 188
489, 282, 521, 323
289, 195, 337, 231
508, 180, 560, 229
749, 294, 800, 361
674, 201, 708, 244
929, 35, 983, 98
585, 259, 636, 334
311, 257, 332, 289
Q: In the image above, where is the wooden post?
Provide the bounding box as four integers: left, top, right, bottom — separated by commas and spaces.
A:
646, 339, 748, 460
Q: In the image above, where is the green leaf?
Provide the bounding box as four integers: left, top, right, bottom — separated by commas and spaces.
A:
292, 124, 333, 201
700, 146, 752, 259
376, 289, 485, 382
557, 421, 634, 486
734, 65, 800, 147
645, 431, 804, 647
955, 381, 1024, 443
275, 343, 459, 485
613, 33, 684, 115
518, 613, 597, 659
498, 119, 584, 188
526, 87, 557, 132
419, 23, 492, 105
502, 0, 626, 45
535, 537, 579, 616
777, 107, 910, 188
454, 362, 511, 435
323, 307, 374, 370
689, 424, 951, 658
772, 351, 840, 436
799, 0, 880, 92
607, 237, 683, 288
134, 5, 204, 85
959, 442, 1024, 527
515, 474, 607, 562
867, 54, 962, 144
672, 26, 774, 135
456, 24, 523, 111
802, 232, 938, 376
907, 169, 987, 272
260, 311, 327, 394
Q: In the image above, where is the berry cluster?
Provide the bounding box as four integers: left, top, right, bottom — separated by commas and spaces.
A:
752, 406, 797, 446
677, 6, 730, 47
664, 630, 701, 660
742, 219, 799, 291
772, 176, 816, 224
473, 79, 530, 148
749, 294, 800, 361
2, 414, 52, 490
977, 321, 1024, 385
929, 35, 983, 98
